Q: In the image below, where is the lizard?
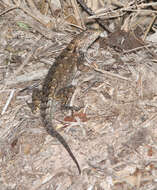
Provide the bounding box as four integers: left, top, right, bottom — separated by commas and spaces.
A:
31, 30, 101, 174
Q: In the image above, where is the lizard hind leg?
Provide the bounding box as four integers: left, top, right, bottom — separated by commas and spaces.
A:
55, 85, 81, 112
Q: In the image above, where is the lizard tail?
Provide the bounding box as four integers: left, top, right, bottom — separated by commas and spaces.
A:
43, 120, 81, 174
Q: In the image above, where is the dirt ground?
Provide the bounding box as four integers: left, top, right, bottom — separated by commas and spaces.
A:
1, 0, 157, 190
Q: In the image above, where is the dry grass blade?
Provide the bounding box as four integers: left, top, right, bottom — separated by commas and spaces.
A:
71, 0, 86, 29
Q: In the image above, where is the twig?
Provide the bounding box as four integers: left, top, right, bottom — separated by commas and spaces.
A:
143, 14, 157, 41
1, 89, 15, 115
123, 44, 151, 54
5, 70, 47, 85
0, 6, 18, 16
91, 66, 132, 82
76, 0, 112, 33
71, 0, 86, 29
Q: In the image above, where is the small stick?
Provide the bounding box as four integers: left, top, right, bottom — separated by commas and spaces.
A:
76, 0, 112, 33
0, 6, 17, 16
143, 14, 157, 41
1, 89, 15, 115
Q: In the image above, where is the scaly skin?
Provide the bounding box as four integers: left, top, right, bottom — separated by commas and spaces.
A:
39, 30, 100, 174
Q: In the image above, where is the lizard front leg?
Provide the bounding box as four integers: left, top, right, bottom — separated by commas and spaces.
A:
28, 88, 42, 114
